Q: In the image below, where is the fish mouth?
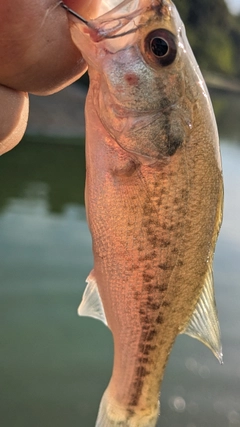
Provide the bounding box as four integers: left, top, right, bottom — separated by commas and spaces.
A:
60, 0, 170, 42
60, 0, 144, 41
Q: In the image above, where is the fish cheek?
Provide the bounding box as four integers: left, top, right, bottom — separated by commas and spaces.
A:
124, 72, 140, 86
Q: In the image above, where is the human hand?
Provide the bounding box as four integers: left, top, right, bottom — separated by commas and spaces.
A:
0, 0, 100, 155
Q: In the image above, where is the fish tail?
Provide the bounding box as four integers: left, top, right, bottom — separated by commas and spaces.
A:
95, 389, 159, 427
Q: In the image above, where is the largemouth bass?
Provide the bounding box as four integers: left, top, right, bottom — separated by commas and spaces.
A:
64, 0, 223, 425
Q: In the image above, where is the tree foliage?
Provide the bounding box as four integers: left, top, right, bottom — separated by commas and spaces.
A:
174, 0, 240, 78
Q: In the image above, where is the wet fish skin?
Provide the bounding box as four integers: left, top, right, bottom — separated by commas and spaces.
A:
70, 0, 223, 426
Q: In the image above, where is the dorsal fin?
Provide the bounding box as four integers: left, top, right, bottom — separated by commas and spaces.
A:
78, 271, 108, 327
181, 264, 223, 364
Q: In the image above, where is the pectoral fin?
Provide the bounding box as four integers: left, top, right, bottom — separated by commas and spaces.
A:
78, 271, 108, 327
181, 264, 223, 364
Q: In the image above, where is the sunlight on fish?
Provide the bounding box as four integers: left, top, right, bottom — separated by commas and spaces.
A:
63, 0, 224, 426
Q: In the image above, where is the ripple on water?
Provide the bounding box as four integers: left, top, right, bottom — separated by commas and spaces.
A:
168, 395, 186, 412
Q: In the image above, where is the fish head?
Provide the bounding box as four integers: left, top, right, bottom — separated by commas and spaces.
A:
70, 0, 215, 162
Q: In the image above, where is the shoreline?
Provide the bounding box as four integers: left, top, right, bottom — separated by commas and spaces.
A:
204, 72, 240, 94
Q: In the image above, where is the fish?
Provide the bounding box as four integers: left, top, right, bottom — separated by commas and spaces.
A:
65, 0, 224, 425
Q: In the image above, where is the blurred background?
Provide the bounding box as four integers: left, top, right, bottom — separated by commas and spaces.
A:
1, 0, 240, 426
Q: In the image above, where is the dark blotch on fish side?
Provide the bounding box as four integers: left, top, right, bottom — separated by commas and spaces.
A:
156, 314, 164, 324
129, 343, 158, 406
141, 330, 151, 341
167, 135, 184, 156
141, 328, 157, 342
129, 395, 139, 408
156, 112, 184, 157
138, 356, 149, 364
136, 366, 150, 377
143, 272, 155, 282
162, 300, 170, 307
129, 379, 144, 406
148, 302, 161, 310
143, 344, 157, 355
158, 262, 170, 270
143, 315, 151, 324
148, 329, 157, 341
138, 343, 145, 353
166, 117, 185, 156
156, 283, 168, 292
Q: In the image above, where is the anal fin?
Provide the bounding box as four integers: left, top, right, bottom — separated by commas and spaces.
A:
78, 271, 108, 327
181, 264, 223, 364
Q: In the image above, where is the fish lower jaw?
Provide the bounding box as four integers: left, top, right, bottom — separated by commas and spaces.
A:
95, 389, 160, 427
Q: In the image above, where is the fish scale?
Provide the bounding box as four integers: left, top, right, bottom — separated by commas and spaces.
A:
62, 0, 224, 425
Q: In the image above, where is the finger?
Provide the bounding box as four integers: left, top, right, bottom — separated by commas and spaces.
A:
0, 86, 29, 155
64, 0, 101, 18
0, 0, 99, 95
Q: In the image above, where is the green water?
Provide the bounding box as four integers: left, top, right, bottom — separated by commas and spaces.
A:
1, 91, 240, 427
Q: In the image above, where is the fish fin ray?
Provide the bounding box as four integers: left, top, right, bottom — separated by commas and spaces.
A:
181, 264, 223, 364
78, 271, 108, 327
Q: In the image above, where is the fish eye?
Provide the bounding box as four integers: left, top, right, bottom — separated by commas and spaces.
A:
150, 37, 168, 57
144, 29, 177, 66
